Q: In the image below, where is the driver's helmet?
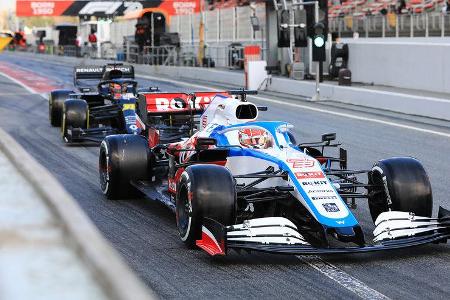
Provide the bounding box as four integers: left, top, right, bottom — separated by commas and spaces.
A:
238, 128, 273, 149
109, 83, 123, 99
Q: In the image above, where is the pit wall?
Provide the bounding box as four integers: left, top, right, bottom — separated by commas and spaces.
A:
343, 38, 450, 94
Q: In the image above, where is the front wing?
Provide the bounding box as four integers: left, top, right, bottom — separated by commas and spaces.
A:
196, 208, 450, 256
65, 127, 118, 143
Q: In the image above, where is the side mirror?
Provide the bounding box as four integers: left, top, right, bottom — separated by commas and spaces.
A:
322, 133, 336, 144
196, 138, 217, 150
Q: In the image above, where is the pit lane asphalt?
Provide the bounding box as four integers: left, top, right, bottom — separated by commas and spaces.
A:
1, 53, 449, 299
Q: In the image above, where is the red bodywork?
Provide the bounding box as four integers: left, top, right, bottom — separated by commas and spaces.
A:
142, 90, 228, 148
143, 91, 228, 114
196, 226, 226, 256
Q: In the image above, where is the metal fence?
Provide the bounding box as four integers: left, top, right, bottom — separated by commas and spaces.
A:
122, 41, 266, 68
330, 12, 450, 38
170, 4, 266, 44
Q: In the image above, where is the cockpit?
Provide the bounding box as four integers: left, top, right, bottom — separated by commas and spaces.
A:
238, 128, 274, 149
98, 80, 137, 100
215, 122, 295, 151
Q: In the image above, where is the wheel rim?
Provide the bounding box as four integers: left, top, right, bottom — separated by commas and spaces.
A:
176, 185, 192, 241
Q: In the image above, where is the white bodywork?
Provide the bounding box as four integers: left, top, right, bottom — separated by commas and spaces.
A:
373, 211, 442, 242
227, 217, 309, 245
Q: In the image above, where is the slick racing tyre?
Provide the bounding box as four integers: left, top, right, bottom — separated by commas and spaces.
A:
176, 164, 236, 248
61, 99, 88, 142
99, 134, 150, 199
368, 157, 433, 222
49, 90, 73, 127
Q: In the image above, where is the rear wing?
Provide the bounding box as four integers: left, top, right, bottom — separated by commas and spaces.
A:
138, 91, 228, 124
73, 65, 104, 81
73, 63, 135, 83
104, 64, 134, 79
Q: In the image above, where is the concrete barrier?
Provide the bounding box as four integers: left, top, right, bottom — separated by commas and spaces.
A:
343, 38, 450, 94
0, 128, 155, 300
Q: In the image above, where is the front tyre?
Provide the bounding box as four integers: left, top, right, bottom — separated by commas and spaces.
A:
99, 134, 150, 199
368, 157, 433, 222
176, 164, 236, 248
61, 99, 88, 142
49, 90, 73, 127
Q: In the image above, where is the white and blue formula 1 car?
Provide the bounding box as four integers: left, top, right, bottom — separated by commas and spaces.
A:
98, 90, 450, 256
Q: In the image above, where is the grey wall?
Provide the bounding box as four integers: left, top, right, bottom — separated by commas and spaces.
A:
343, 38, 450, 94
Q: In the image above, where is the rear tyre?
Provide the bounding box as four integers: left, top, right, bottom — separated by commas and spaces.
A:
176, 164, 236, 248
49, 90, 73, 127
368, 157, 433, 222
61, 99, 88, 142
99, 134, 150, 199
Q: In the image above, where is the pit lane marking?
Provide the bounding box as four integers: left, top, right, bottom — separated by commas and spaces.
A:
137, 73, 450, 139
0, 62, 57, 94
298, 255, 391, 300
0, 70, 36, 94
0, 92, 37, 96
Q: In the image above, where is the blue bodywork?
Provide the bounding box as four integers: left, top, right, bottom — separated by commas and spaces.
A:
209, 121, 359, 229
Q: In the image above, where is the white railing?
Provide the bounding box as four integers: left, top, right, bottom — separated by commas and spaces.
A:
330, 12, 450, 38
170, 4, 266, 44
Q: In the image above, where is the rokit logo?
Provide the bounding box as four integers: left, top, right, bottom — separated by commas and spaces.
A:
154, 97, 212, 111
301, 180, 327, 186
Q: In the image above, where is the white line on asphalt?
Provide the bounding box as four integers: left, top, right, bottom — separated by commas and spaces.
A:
297, 255, 391, 300
0, 71, 49, 100
0, 71, 36, 94
137, 73, 450, 139
332, 85, 450, 104
0, 92, 34, 96
250, 95, 450, 138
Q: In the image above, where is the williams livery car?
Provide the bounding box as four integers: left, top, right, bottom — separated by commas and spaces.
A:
98, 90, 450, 256
48, 64, 150, 143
